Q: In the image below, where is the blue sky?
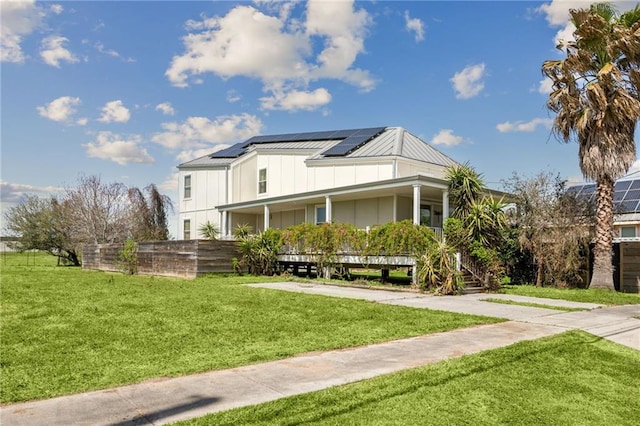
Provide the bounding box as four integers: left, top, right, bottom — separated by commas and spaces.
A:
2, 0, 639, 236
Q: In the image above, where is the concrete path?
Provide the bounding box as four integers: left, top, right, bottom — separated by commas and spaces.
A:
2, 283, 638, 426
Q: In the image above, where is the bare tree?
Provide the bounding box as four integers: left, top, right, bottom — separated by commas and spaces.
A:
3, 175, 174, 265
503, 172, 594, 287
64, 175, 131, 244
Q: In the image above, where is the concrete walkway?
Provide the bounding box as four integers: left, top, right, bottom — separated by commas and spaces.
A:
2, 283, 638, 426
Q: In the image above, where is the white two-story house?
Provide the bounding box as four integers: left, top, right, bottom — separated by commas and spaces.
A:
177, 126, 488, 239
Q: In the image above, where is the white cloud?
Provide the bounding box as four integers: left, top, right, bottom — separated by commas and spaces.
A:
98, 100, 131, 123
159, 170, 179, 192
76, 117, 88, 126
40, 35, 78, 67
1, 0, 43, 63
153, 113, 262, 150
37, 96, 81, 123
152, 113, 263, 162
226, 90, 241, 103
155, 102, 175, 116
496, 118, 553, 133
537, 77, 553, 94
50, 4, 63, 15
430, 129, 464, 146
260, 87, 331, 111
94, 41, 135, 62
404, 11, 424, 42
84, 131, 154, 165
451, 63, 486, 99
0, 180, 63, 203
166, 1, 374, 110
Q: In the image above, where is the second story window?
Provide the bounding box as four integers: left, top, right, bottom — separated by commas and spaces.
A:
184, 175, 191, 199
258, 168, 267, 194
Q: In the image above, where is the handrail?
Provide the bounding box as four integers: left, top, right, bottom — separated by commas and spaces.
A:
458, 249, 486, 286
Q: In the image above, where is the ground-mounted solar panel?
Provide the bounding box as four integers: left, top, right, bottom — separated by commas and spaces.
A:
630, 179, 640, 190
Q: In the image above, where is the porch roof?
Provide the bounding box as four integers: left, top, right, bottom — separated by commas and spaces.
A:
217, 173, 450, 214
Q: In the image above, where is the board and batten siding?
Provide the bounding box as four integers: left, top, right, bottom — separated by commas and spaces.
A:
179, 168, 227, 239
231, 154, 257, 203
307, 162, 394, 192
396, 159, 447, 179
255, 153, 309, 199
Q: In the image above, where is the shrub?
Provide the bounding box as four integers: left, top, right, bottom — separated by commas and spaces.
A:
117, 238, 138, 275
417, 240, 462, 295
237, 228, 282, 276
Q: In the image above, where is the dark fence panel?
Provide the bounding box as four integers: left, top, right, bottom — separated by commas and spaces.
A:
82, 240, 239, 279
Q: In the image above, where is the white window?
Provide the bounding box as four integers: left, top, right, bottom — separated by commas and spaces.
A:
620, 226, 636, 238
315, 205, 326, 224
258, 168, 267, 194
184, 175, 191, 199
183, 219, 191, 240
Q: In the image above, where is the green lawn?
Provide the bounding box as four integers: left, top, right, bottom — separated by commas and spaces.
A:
0, 253, 500, 403
499, 284, 640, 305
178, 331, 640, 426
480, 297, 587, 312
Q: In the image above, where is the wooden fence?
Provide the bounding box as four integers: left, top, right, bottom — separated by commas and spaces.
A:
82, 240, 239, 278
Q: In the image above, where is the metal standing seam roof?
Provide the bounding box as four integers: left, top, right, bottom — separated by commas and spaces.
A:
247, 140, 339, 151
178, 155, 233, 168
307, 127, 459, 168
180, 126, 460, 169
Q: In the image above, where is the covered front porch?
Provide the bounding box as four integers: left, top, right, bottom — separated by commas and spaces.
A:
216, 174, 451, 237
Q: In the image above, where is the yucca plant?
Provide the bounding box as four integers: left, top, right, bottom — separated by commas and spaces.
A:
417, 241, 463, 295
198, 221, 220, 240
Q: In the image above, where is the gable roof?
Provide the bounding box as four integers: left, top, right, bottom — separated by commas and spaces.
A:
308, 127, 458, 167
178, 126, 459, 169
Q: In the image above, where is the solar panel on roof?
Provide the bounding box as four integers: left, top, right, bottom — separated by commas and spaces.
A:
630, 180, 640, 190
620, 200, 639, 213
624, 189, 640, 200
615, 181, 632, 191
614, 191, 626, 202
210, 143, 246, 158
320, 127, 386, 157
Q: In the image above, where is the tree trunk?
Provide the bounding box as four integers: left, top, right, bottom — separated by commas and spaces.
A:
589, 178, 615, 290
536, 258, 544, 287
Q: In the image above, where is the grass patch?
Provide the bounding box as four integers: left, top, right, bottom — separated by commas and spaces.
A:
0, 253, 500, 403
499, 284, 640, 306
177, 331, 640, 426
481, 297, 587, 312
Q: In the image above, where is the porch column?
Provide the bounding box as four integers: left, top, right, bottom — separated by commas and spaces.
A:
325, 195, 332, 224
221, 211, 228, 237
264, 204, 270, 230
412, 184, 421, 225
442, 189, 450, 222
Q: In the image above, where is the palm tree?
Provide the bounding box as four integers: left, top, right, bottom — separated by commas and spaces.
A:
542, 3, 640, 290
